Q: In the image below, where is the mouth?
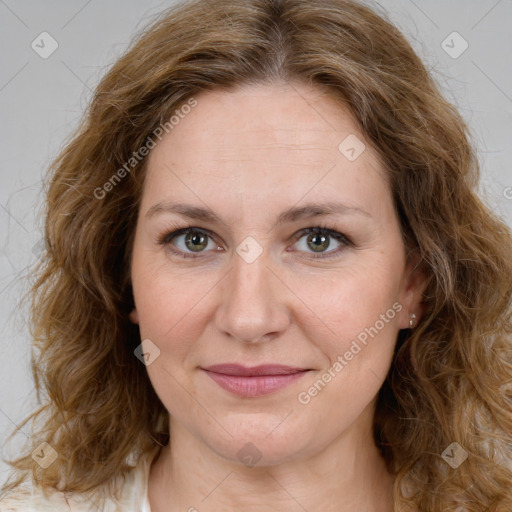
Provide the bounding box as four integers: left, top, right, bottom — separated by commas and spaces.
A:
201, 364, 310, 397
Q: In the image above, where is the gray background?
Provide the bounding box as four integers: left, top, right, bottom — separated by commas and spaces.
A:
0, 0, 511, 482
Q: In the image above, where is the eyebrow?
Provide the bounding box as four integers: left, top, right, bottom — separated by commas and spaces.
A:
145, 200, 372, 226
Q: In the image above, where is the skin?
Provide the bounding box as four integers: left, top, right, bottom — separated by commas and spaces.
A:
129, 81, 427, 512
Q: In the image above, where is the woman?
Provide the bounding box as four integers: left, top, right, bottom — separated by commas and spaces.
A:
1, 0, 511, 510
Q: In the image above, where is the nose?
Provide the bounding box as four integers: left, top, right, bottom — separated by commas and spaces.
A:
213, 249, 291, 344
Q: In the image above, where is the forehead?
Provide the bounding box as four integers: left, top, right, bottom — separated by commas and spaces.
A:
142, 82, 390, 220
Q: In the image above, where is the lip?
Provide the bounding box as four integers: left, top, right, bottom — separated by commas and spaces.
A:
203, 364, 308, 376
201, 364, 310, 397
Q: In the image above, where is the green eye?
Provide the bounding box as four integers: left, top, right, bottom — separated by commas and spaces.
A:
161, 227, 216, 258
160, 225, 352, 260
183, 231, 209, 252
293, 227, 351, 258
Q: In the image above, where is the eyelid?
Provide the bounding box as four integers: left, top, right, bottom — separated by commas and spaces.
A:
292, 226, 352, 245
159, 225, 217, 245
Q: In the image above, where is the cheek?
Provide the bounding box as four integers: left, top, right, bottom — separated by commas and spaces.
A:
132, 263, 216, 359
297, 261, 402, 347
294, 271, 401, 419
132, 271, 209, 410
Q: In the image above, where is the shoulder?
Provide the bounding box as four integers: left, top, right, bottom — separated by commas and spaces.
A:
0, 483, 130, 512
0, 445, 161, 512
0, 487, 91, 511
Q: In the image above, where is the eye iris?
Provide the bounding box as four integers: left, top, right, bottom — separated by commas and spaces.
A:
307, 232, 330, 252
185, 231, 208, 252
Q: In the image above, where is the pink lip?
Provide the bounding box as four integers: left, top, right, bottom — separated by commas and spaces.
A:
201, 364, 310, 397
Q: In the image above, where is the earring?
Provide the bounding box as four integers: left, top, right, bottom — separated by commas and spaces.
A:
409, 313, 417, 328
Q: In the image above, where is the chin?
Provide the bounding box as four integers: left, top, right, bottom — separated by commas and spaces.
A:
198, 420, 320, 468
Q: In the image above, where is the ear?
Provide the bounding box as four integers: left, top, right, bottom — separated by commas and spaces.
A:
398, 250, 429, 330
129, 308, 139, 325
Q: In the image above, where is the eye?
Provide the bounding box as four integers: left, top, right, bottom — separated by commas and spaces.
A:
159, 226, 220, 259
291, 226, 352, 258
158, 224, 352, 260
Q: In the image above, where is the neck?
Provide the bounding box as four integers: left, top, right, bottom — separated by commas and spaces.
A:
148, 415, 394, 512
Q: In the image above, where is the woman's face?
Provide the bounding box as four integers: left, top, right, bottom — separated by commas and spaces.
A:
129, 81, 425, 466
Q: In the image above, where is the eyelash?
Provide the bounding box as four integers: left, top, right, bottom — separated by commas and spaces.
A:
157, 223, 353, 260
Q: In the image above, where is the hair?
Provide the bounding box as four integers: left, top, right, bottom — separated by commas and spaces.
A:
2, 0, 512, 510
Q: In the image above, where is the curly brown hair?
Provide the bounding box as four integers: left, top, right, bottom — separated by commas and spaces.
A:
2, 0, 512, 510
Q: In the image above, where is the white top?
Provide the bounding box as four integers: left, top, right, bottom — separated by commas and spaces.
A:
0, 446, 161, 512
